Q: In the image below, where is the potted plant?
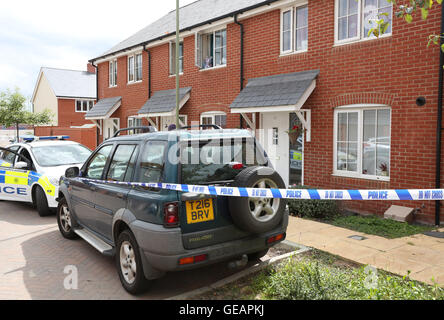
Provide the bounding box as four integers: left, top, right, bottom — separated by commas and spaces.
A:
379, 162, 389, 176
286, 125, 304, 145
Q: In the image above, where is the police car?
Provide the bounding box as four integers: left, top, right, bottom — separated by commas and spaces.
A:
0, 136, 92, 216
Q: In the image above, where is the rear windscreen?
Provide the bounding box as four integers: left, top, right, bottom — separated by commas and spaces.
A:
180, 138, 267, 185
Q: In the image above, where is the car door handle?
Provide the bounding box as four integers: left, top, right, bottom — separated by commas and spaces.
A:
116, 193, 126, 199
90, 186, 98, 192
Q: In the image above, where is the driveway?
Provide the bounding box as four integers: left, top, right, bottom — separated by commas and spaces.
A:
0, 201, 259, 300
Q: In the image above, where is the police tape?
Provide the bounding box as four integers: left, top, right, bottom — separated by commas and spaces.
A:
81, 179, 444, 201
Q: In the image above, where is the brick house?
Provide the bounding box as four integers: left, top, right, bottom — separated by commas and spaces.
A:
32, 65, 97, 149
87, 0, 444, 224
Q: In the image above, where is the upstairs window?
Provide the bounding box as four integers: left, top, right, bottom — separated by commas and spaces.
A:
170, 41, 184, 75
195, 29, 227, 70
109, 60, 117, 87
128, 53, 142, 83
76, 100, 94, 112
281, 5, 308, 54
335, 0, 392, 44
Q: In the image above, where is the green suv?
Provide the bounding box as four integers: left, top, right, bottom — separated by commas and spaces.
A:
57, 126, 288, 294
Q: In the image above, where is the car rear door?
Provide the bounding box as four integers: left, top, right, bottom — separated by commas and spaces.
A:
91, 143, 140, 240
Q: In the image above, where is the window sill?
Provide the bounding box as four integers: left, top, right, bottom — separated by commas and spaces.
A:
333, 33, 392, 48
332, 172, 390, 182
199, 65, 227, 72
127, 80, 143, 85
109, 85, 117, 88
169, 73, 184, 78
279, 49, 308, 57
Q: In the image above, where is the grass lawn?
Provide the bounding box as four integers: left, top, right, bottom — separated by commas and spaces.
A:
193, 250, 444, 300
328, 215, 434, 239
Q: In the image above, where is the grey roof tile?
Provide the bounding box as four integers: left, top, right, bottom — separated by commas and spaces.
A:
42, 67, 96, 99
86, 96, 121, 118
230, 70, 319, 109
98, 0, 274, 58
138, 87, 192, 115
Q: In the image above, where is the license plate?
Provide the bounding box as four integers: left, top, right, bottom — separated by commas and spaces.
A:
186, 199, 214, 224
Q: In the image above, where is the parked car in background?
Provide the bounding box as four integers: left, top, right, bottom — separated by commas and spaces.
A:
0, 136, 92, 216
57, 126, 289, 294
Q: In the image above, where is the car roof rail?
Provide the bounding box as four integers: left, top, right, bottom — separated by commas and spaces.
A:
112, 126, 157, 138
179, 124, 222, 130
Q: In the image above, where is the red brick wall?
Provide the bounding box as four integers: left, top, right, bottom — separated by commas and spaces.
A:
57, 98, 93, 127
96, 1, 444, 224
34, 126, 97, 150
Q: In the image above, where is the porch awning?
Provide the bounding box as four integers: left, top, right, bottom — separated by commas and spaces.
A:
230, 70, 319, 113
85, 96, 122, 120
137, 87, 191, 117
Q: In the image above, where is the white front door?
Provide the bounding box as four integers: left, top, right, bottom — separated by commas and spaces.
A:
160, 115, 187, 131
104, 118, 120, 140
260, 112, 290, 186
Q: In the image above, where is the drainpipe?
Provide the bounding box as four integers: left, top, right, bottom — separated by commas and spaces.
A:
436, 4, 444, 226
91, 61, 100, 147
234, 14, 244, 129
143, 45, 152, 98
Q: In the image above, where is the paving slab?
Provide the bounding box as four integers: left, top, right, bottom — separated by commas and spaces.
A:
286, 216, 444, 287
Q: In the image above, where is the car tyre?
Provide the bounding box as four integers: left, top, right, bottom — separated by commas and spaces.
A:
229, 166, 287, 234
57, 197, 78, 240
35, 186, 52, 217
116, 229, 150, 295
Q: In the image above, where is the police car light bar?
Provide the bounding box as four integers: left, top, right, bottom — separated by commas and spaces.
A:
23, 136, 70, 142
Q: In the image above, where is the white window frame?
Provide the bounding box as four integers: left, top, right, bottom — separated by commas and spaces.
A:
195, 27, 227, 70
200, 111, 227, 128
109, 60, 117, 87
334, 0, 393, 45
169, 40, 184, 76
128, 116, 143, 134
333, 104, 391, 181
128, 53, 142, 84
75, 99, 94, 113
280, 3, 308, 55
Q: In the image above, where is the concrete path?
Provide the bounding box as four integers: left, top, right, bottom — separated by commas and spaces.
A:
286, 216, 444, 287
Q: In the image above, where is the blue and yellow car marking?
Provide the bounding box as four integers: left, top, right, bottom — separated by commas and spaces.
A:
0, 167, 56, 197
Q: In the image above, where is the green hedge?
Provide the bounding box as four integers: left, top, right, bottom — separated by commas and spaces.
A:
287, 186, 341, 220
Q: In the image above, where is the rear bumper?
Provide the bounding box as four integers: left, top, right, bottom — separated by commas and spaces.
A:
130, 212, 289, 275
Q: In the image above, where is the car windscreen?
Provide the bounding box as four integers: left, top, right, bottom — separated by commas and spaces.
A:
32, 144, 92, 167
180, 138, 267, 185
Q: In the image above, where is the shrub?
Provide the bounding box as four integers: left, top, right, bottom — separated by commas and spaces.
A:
287, 185, 341, 220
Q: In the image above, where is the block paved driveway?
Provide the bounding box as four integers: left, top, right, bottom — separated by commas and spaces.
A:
0, 201, 258, 300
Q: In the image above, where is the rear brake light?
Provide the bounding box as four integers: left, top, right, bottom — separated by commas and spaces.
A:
164, 202, 179, 228
179, 254, 208, 265
231, 163, 244, 170
267, 233, 286, 245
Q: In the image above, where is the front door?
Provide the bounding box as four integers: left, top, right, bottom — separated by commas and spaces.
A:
104, 118, 120, 140
260, 112, 290, 186
289, 113, 304, 186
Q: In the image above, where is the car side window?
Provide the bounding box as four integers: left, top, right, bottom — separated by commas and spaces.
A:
124, 145, 139, 182
85, 145, 113, 180
138, 141, 167, 184
0, 146, 19, 167
106, 145, 137, 182
18, 148, 35, 171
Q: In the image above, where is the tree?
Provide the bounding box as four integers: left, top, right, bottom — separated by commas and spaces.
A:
0, 88, 53, 141
368, 0, 443, 49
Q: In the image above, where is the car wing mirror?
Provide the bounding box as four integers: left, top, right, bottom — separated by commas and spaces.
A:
14, 161, 28, 169
65, 167, 80, 178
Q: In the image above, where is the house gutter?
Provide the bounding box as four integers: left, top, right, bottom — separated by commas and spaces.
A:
234, 14, 245, 129
435, 4, 444, 226
88, 0, 279, 64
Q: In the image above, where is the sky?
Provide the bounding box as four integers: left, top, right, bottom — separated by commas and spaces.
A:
0, 0, 196, 104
